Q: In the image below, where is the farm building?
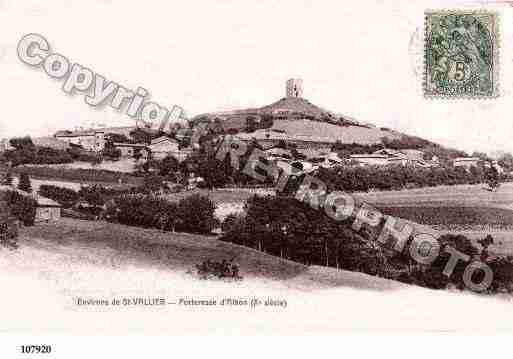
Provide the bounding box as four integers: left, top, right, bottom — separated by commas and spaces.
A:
350, 148, 431, 167
0, 185, 61, 223
148, 136, 191, 161
350, 154, 390, 166
54, 126, 135, 152
32, 137, 71, 151
114, 143, 149, 159
34, 195, 61, 223
453, 157, 480, 168
0, 139, 14, 152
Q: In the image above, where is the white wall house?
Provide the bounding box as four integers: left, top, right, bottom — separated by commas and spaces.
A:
54, 130, 105, 152
148, 136, 181, 160
453, 157, 480, 168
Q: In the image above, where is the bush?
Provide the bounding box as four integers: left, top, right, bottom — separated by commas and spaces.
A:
78, 184, 107, 207
396, 234, 481, 290
104, 193, 218, 234
488, 256, 513, 293
13, 166, 141, 186
177, 194, 217, 234
196, 258, 242, 280
4, 145, 73, 166
18, 173, 32, 193
38, 185, 79, 208
221, 213, 245, 233
0, 219, 18, 249
4, 190, 37, 226
105, 194, 179, 231
142, 174, 168, 193
314, 163, 490, 194
1, 170, 13, 186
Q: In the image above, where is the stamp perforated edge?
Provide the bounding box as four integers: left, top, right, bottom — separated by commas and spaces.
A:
423, 9, 500, 100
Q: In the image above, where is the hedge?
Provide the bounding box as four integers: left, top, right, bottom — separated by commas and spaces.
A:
310, 164, 505, 193
13, 166, 142, 186
104, 193, 217, 234
38, 185, 79, 208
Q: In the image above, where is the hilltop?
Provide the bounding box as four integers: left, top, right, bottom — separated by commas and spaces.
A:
191, 81, 465, 159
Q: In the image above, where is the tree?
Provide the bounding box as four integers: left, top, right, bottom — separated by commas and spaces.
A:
105, 133, 130, 143
133, 148, 143, 161
17, 173, 32, 193
471, 151, 490, 161
486, 164, 500, 191
498, 152, 513, 171
78, 185, 105, 207
246, 116, 257, 132
1, 170, 13, 186
177, 194, 217, 234
143, 174, 168, 193
9, 136, 34, 150
90, 155, 103, 167
156, 155, 179, 177
102, 140, 121, 160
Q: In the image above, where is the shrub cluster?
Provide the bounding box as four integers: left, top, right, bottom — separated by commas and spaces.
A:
13, 166, 141, 186
104, 193, 217, 234
38, 185, 80, 208
4, 147, 73, 166
220, 195, 513, 293
315, 164, 498, 193
196, 259, 242, 280
220, 195, 387, 272
3, 190, 37, 226
0, 195, 18, 249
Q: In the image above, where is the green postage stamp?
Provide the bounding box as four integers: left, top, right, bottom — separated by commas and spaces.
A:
424, 11, 499, 98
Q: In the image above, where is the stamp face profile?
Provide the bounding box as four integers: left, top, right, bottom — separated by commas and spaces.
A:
424, 11, 499, 98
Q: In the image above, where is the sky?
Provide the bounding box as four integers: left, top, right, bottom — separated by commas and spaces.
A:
1, 0, 513, 154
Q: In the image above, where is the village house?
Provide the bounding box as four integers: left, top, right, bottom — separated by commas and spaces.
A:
113, 143, 149, 159
350, 153, 391, 166
148, 136, 191, 161
308, 152, 345, 168
34, 195, 62, 223
0, 139, 14, 152
54, 126, 135, 152
453, 157, 480, 169
32, 136, 71, 151
264, 148, 293, 161
351, 148, 431, 167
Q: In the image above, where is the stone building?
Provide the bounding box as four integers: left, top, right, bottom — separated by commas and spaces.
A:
286, 78, 303, 98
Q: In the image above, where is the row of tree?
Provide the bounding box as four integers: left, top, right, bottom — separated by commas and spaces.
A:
220, 195, 513, 292
313, 163, 505, 193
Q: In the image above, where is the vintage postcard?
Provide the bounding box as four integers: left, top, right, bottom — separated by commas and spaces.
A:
2, 0, 513, 354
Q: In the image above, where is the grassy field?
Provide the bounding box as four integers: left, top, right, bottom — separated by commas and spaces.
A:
163, 188, 274, 204
4, 218, 513, 333
26, 158, 138, 173
376, 206, 513, 231
19, 218, 396, 289
13, 165, 143, 187
351, 182, 513, 255
356, 182, 513, 227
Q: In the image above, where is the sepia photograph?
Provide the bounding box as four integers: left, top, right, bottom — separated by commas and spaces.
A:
1, 0, 513, 356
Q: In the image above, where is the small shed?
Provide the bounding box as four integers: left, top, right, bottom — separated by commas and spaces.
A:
0, 186, 62, 223
34, 195, 62, 223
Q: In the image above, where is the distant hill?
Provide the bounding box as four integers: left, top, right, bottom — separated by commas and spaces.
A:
191, 95, 465, 159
